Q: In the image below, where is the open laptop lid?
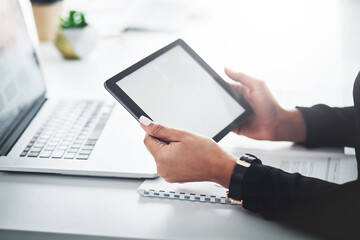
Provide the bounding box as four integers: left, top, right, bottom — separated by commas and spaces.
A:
0, 0, 46, 155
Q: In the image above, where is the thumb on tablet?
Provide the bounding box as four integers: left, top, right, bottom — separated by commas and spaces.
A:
139, 116, 182, 142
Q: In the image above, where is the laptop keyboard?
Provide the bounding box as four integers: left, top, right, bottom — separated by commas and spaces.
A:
19, 100, 114, 160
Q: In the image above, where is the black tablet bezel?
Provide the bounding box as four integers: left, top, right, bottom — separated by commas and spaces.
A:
104, 39, 252, 142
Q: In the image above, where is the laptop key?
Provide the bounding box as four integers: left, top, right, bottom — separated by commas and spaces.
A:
52, 150, 65, 158
79, 149, 92, 155
81, 145, 94, 150
39, 150, 53, 158
28, 151, 40, 157
20, 151, 28, 157
64, 152, 76, 159
32, 146, 43, 151
86, 139, 97, 145
76, 155, 89, 160
57, 145, 69, 150
44, 145, 56, 151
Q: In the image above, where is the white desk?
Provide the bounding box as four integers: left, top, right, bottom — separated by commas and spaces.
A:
0, 167, 320, 240
1, 1, 359, 238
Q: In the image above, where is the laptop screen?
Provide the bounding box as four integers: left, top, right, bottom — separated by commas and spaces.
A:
0, 1, 46, 149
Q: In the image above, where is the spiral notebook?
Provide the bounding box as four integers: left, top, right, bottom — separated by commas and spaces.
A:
137, 177, 233, 204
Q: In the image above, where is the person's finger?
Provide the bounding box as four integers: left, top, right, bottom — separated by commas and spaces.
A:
229, 82, 251, 102
229, 82, 247, 96
225, 67, 259, 90
139, 116, 184, 142
143, 133, 166, 156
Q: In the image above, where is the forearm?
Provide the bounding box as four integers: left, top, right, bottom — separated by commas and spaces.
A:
296, 105, 356, 148
274, 108, 306, 142
234, 163, 360, 238
241, 164, 339, 218
273, 105, 356, 148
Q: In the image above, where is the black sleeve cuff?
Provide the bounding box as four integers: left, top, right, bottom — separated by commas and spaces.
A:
296, 106, 321, 147
227, 163, 248, 201
296, 105, 356, 148
241, 164, 273, 212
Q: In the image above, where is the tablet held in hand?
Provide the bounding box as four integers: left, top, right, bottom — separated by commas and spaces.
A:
104, 39, 252, 142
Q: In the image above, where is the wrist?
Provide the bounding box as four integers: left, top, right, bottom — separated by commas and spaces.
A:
211, 152, 236, 189
274, 108, 306, 142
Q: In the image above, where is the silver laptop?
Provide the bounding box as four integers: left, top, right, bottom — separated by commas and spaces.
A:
0, 0, 157, 178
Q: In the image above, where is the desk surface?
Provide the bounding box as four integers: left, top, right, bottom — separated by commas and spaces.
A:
1, 0, 360, 239
0, 170, 318, 240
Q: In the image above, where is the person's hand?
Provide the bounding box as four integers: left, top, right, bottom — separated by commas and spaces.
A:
225, 68, 306, 142
139, 116, 236, 188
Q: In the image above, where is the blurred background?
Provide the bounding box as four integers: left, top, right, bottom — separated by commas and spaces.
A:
31, 0, 360, 109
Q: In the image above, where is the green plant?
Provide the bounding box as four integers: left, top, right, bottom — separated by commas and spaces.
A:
61, 10, 88, 29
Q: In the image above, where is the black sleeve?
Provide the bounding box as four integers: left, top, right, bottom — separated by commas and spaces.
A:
240, 164, 360, 239
233, 72, 360, 239
296, 105, 356, 148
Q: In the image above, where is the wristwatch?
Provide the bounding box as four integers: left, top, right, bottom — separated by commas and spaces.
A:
239, 153, 262, 164
226, 153, 262, 205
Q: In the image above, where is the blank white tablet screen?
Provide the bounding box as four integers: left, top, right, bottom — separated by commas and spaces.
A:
117, 45, 245, 138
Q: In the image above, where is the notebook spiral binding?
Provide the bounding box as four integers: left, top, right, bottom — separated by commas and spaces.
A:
138, 188, 233, 204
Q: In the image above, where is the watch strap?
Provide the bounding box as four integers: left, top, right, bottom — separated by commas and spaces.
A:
227, 153, 262, 205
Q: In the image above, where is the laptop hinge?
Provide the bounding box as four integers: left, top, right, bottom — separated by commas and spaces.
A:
0, 96, 47, 156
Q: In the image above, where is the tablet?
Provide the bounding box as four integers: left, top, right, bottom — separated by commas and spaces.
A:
104, 39, 252, 142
